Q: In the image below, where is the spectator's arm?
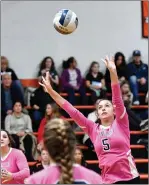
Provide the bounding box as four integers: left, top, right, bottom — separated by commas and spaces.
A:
30, 92, 36, 107
4, 115, 17, 134
101, 78, 106, 89
77, 69, 83, 87
25, 115, 33, 133
51, 75, 59, 85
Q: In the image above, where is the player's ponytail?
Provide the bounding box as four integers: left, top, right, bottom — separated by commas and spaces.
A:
43, 118, 76, 184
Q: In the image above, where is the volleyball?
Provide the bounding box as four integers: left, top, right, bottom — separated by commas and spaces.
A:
53, 9, 78, 35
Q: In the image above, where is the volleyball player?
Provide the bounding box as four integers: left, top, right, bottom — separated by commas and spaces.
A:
1, 130, 30, 184
25, 118, 102, 184
38, 55, 140, 184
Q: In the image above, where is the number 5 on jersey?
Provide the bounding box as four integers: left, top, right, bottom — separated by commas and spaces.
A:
102, 138, 110, 151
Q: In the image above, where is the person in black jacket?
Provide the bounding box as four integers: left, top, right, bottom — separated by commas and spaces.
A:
1, 74, 24, 129
1, 56, 24, 94
105, 52, 128, 92
30, 79, 54, 131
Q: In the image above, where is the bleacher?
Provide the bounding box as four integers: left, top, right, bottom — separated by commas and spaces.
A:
21, 79, 148, 184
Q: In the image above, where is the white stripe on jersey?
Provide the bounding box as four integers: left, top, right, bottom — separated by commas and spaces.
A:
120, 107, 126, 119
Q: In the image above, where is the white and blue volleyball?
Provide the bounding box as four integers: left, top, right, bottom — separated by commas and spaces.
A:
53, 9, 78, 34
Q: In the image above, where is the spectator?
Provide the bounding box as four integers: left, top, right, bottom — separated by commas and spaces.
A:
4, 101, 37, 161
74, 148, 87, 167
37, 103, 61, 144
120, 81, 133, 107
1, 130, 30, 184
85, 61, 107, 104
1, 74, 24, 129
38, 56, 59, 91
127, 50, 148, 105
30, 79, 54, 131
1, 56, 24, 94
61, 57, 86, 105
30, 149, 50, 174
105, 52, 128, 92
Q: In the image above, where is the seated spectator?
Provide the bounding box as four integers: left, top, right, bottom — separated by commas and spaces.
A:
85, 61, 107, 104
105, 52, 128, 92
1, 74, 24, 129
1, 56, 24, 94
38, 56, 59, 91
37, 103, 61, 144
74, 148, 87, 167
120, 81, 133, 107
61, 57, 86, 105
30, 79, 54, 131
127, 50, 148, 105
30, 149, 50, 174
4, 101, 38, 161
1, 130, 30, 184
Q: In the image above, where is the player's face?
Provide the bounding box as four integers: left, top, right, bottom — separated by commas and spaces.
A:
45, 59, 52, 69
92, 64, 99, 73
97, 100, 114, 120
1, 131, 10, 147
46, 104, 53, 116
74, 149, 82, 164
2, 75, 12, 87
41, 150, 50, 162
13, 102, 22, 113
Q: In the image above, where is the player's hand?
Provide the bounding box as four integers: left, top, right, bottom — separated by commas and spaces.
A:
1, 170, 13, 184
101, 55, 116, 72
39, 71, 52, 92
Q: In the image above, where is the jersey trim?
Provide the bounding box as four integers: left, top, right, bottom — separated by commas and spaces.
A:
120, 107, 126, 119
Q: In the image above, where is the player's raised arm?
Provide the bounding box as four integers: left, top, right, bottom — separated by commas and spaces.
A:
102, 56, 128, 124
39, 72, 95, 135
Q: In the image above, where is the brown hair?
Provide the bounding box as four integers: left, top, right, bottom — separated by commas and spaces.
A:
43, 118, 76, 184
45, 103, 61, 121
74, 147, 87, 167
1, 130, 15, 147
1, 56, 9, 66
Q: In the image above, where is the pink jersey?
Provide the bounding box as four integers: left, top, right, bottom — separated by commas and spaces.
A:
1, 148, 30, 184
62, 83, 139, 184
25, 164, 102, 184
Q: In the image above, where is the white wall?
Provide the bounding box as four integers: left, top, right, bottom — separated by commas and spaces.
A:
1, 1, 148, 79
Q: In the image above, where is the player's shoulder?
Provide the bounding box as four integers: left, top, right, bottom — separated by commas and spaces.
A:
11, 148, 22, 154
11, 148, 26, 157
76, 164, 99, 175
25, 165, 57, 184
74, 164, 102, 183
